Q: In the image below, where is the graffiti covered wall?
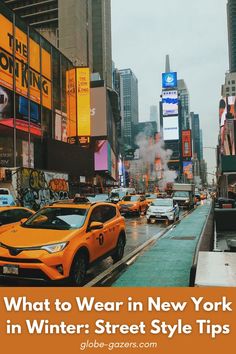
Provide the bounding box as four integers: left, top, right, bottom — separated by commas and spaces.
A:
15, 168, 69, 210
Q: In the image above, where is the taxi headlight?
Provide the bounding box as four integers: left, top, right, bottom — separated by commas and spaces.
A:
41, 242, 69, 254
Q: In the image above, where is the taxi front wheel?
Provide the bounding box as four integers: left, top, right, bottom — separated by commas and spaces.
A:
69, 252, 88, 286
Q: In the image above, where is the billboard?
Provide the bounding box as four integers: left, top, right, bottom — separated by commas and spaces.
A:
163, 116, 179, 141
162, 72, 177, 89
183, 161, 193, 180
76, 67, 90, 137
95, 140, 108, 171
162, 90, 178, 116
219, 96, 236, 127
66, 69, 77, 139
94, 140, 117, 179
0, 13, 52, 110
182, 130, 192, 158
91, 87, 107, 136
0, 85, 42, 136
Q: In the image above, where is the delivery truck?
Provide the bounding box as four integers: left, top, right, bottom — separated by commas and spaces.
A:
172, 183, 195, 209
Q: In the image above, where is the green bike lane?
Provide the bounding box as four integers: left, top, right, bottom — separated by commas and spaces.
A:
113, 202, 211, 287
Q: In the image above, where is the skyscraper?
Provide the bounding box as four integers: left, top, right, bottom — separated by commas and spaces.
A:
150, 105, 158, 128
3, 0, 112, 85
227, 0, 236, 73
92, 0, 112, 88
119, 69, 139, 147
178, 79, 190, 130
190, 112, 201, 160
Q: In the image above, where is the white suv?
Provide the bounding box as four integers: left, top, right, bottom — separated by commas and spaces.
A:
146, 198, 179, 224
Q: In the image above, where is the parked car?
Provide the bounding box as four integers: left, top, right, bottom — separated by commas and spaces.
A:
0, 188, 15, 206
0, 206, 34, 234
146, 198, 179, 224
118, 194, 148, 216
0, 202, 126, 286
109, 188, 136, 203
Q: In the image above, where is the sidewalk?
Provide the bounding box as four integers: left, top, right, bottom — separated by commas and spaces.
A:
113, 202, 211, 287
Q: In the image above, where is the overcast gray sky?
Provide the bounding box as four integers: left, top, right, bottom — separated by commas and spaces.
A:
111, 0, 228, 179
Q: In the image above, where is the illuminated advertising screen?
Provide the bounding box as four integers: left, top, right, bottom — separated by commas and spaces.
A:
0, 85, 42, 136
66, 68, 77, 139
162, 72, 177, 89
76, 67, 90, 137
163, 116, 179, 141
162, 90, 178, 116
183, 161, 193, 180
95, 140, 108, 171
182, 130, 192, 158
0, 13, 52, 110
94, 140, 116, 178
219, 96, 236, 127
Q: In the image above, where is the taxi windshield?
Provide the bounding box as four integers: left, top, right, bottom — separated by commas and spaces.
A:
122, 196, 139, 202
23, 207, 88, 230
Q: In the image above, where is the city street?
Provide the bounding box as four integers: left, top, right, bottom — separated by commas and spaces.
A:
0, 211, 185, 287
85, 209, 186, 285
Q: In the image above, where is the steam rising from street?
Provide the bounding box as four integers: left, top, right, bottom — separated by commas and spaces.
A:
129, 124, 177, 191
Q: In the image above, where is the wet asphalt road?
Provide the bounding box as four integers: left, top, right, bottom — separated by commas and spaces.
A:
0, 211, 184, 287
85, 214, 170, 283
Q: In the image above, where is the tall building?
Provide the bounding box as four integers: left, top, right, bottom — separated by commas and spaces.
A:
190, 112, 201, 160
227, 0, 236, 73
160, 55, 181, 175
119, 69, 139, 147
178, 79, 190, 130
92, 0, 112, 88
221, 71, 236, 96
150, 105, 158, 129
200, 129, 204, 161
58, 0, 93, 68
2, 0, 112, 86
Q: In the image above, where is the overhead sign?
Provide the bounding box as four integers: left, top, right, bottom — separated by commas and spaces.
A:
162, 72, 177, 89
162, 90, 178, 116
163, 116, 179, 141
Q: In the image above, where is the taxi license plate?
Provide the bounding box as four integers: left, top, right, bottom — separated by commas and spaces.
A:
3, 265, 19, 275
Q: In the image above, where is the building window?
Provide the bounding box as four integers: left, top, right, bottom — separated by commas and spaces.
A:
226, 87, 230, 92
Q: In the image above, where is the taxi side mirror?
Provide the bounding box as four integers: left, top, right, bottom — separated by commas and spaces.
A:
89, 221, 103, 231
20, 218, 28, 225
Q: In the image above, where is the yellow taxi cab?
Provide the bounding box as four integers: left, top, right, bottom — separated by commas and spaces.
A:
200, 192, 207, 200
117, 194, 148, 215
0, 202, 126, 286
0, 206, 34, 235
